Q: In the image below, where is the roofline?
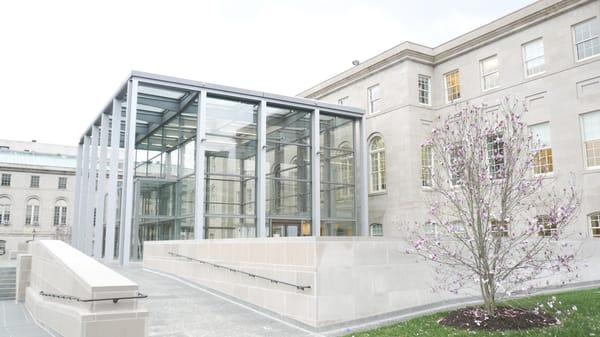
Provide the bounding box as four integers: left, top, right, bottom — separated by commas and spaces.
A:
299, 0, 590, 99
79, 71, 364, 144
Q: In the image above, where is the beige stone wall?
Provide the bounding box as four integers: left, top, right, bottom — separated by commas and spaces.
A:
144, 237, 600, 328
22, 240, 148, 337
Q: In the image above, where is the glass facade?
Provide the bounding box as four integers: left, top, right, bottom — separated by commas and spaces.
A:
75, 73, 367, 262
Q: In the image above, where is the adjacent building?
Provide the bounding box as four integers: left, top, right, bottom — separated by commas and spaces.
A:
300, 0, 600, 239
73, 72, 368, 264
0, 140, 77, 258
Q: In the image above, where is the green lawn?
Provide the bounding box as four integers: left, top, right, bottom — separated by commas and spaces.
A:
344, 288, 600, 337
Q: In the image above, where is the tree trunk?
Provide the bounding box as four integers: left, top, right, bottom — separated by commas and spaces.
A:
480, 275, 497, 315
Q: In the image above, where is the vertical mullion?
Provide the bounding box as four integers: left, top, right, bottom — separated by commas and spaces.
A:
194, 91, 207, 239
105, 99, 121, 262
311, 109, 321, 236
72, 143, 84, 248
85, 125, 99, 255
359, 116, 369, 236
77, 136, 91, 251
119, 78, 139, 265
256, 100, 267, 237
94, 112, 109, 258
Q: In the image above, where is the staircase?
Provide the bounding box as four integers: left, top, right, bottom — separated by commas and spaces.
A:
0, 267, 16, 301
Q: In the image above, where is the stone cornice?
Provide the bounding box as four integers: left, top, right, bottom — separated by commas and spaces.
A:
300, 0, 591, 99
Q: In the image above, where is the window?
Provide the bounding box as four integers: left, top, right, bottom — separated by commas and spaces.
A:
491, 219, 509, 237
444, 70, 461, 102
573, 18, 600, 61
530, 123, 553, 174
25, 198, 40, 226
537, 215, 556, 237
590, 212, 600, 238
480, 55, 499, 90
418, 75, 431, 105
367, 85, 381, 114
421, 145, 433, 187
581, 111, 600, 168
0, 197, 10, 225
523, 38, 545, 77
370, 223, 383, 236
1, 174, 10, 187
337, 96, 349, 105
449, 145, 463, 186
0, 240, 5, 256
53, 200, 68, 226
30, 175, 40, 188
369, 136, 386, 192
58, 177, 67, 189
424, 221, 439, 238
487, 134, 505, 178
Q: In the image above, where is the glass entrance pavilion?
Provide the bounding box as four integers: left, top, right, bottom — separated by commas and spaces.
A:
73, 72, 368, 264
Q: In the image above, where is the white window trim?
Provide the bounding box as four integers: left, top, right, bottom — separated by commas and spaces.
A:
480, 55, 500, 92
369, 137, 386, 193
573, 17, 600, 62
590, 212, 600, 238
418, 75, 431, 106
580, 111, 600, 170
530, 122, 554, 176
522, 38, 546, 78
444, 70, 461, 104
367, 85, 381, 115
421, 144, 434, 189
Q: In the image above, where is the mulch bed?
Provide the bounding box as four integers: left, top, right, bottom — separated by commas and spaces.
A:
438, 307, 558, 331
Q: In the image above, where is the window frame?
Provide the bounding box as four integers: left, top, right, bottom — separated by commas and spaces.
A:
572, 17, 600, 62
529, 122, 554, 175
0, 197, 10, 225
537, 215, 556, 237
590, 212, 600, 238
444, 69, 461, 103
580, 111, 600, 169
369, 136, 386, 193
480, 55, 500, 91
418, 75, 431, 105
58, 177, 67, 189
370, 223, 383, 236
522, 38, 545, 78
367, 84, 382, 115
25, 198, 40, 226
1, 174, 11, 187
30, 175, 40, 188
421, 144, 434, 188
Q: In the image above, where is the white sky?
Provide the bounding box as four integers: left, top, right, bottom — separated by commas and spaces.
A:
0, 0, 534, 145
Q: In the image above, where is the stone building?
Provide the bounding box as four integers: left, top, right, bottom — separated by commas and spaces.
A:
300, 0, 600, 239
0, 139, 77, 258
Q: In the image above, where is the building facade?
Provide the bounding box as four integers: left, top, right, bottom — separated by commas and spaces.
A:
73, 72, 368, 264
0, 140, 76, 258
301, 0, 600, 239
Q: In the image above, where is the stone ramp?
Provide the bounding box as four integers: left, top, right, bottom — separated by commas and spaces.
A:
0, 301, 52, 337
111, 263, 316, 337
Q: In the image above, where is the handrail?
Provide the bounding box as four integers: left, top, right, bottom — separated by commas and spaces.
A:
39, 291, 148, 304
168, 252, 312, 291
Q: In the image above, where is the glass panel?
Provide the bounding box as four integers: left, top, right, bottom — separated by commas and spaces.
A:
320, 114, 356, 235
205, 217, 256, 239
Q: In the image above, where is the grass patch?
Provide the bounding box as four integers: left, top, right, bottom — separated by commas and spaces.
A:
344, 288, 600, 337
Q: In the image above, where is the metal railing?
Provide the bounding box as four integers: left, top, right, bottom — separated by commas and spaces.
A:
168, 252, 312, 291
39, 291, 147, 304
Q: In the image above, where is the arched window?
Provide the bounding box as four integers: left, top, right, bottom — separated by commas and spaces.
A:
370, 223, 383, 236
0, 197, 10, 225
25, 198, 40, 226
590, 212, 600, 238
369, 136, 386, 192
54, 200, 68, 226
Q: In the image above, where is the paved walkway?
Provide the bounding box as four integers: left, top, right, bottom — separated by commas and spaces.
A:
0, 301, 51, 337
111, 264, 317, 337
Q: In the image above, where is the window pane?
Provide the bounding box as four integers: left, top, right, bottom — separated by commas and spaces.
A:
445, 70, 461, 101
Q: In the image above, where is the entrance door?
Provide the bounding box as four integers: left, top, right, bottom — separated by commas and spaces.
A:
271, 220, 301, 237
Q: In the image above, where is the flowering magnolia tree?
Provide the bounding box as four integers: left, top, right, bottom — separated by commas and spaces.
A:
411, 98, 580, 315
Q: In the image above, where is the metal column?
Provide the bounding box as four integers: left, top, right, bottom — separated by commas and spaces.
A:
77, 136, 91, 250
85, 125, 99, 255
119, 79, 139, 265
104, 99, 121, 262
359, 116, 369, 236
311, 109, 321, 236
94, 112, 109, 257
256, 100, 267, 237
72, 143, 84, 248
194, 91, 207, 239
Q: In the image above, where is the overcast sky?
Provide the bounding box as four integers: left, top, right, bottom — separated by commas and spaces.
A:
0, 0, 534, 145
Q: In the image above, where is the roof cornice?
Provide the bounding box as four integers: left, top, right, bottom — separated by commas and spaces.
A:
300, 0, 590, 99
